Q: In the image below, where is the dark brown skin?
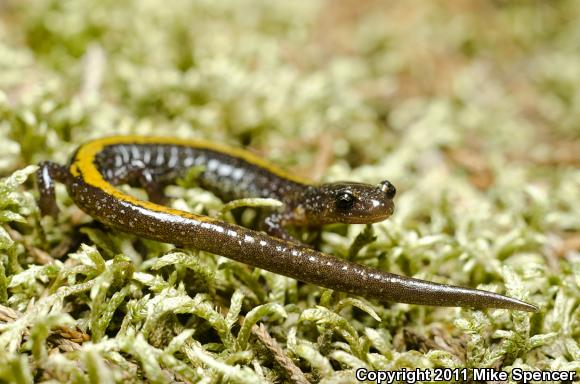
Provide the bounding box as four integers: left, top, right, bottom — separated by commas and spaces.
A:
36, 136, 537, 312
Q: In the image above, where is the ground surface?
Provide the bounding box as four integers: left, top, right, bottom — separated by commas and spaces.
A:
0, 1, 579, 383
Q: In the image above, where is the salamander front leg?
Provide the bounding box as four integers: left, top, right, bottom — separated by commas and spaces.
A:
262, 213, 306, 246
36, 161, 70, 217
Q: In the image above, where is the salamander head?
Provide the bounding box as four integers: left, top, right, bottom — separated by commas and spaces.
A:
301, 180, 396, 225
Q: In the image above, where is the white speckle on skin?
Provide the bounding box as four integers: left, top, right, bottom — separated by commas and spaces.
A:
129, 147, 141, 163
143, 149, 151, 164
168, 146, 179, 167
207, 159, 219, 171
217, 164, 232, 176
232, 168, 244, 180
155, 147, 164, 165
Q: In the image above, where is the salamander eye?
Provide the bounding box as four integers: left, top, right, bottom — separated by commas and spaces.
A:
336, 191, 355, 210
379, 180, 396, 199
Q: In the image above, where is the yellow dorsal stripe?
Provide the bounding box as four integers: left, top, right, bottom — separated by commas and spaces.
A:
69, 136, 312, 221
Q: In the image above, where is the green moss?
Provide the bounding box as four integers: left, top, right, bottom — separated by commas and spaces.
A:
0, 1, 579, 382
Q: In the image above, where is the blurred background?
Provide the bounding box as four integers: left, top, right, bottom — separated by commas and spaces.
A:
1, 0, 579, 169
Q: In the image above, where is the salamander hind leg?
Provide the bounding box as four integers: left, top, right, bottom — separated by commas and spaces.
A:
133, 167, 169, 205
36, 161, 70, 217
118, 160, 169, 205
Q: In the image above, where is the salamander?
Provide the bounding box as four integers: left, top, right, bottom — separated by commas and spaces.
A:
36, 136, 537, 311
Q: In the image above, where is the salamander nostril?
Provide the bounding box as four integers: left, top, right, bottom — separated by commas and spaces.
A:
379, 180, 396, 199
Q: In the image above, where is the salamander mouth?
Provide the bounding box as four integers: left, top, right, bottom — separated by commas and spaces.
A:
340, 215, 391, 224
338, 200, 395, 224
